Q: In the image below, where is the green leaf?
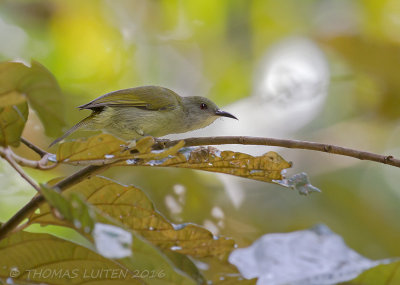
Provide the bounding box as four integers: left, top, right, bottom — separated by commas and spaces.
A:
0, 230, 144, 284
0, 103, 28, 147
18, 60, 65, 137
0, 61, 30, 146
0, 91, 26, 107
0, 60, 65, 141
121, 230, 203, 285
163, 250, 207, 284
40, 184, 95, 233
0, 61, 30, 99
341, 260, 400, 285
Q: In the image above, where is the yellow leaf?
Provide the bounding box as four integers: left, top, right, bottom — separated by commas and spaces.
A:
56, 134, 185, 165
29, 176, 235, 259
134, 140, 185, 160
35, 183, 204, 284
56, 134, 290, 183
120, 146, 291, 183
56, 134, 131, 164
135, 136, 156, 153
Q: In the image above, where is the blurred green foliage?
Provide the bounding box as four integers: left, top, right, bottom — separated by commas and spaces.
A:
1, 0, 400, 267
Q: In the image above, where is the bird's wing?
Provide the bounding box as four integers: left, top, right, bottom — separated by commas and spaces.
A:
78, 86, 181, 111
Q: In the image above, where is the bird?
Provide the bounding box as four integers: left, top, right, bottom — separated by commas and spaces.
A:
50, 85, 237, 147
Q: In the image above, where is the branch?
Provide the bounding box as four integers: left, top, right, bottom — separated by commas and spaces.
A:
0, 164, 110, 240
155, 136, 400, 168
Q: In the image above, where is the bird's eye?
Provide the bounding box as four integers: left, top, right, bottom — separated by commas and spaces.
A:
200, 103, 208, 110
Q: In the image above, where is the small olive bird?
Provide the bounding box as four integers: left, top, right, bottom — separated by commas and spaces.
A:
50, 86, 237, 146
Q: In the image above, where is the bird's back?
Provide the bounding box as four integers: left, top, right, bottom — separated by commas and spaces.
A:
78, 86, 182, 112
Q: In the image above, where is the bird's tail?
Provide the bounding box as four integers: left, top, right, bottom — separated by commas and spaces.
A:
49, 114, 95, 147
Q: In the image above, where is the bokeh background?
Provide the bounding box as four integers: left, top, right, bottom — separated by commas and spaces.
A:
1, 0, 400, 260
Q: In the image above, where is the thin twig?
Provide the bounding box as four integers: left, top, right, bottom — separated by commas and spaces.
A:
20, 137, 48, 158
2, 148, 41, 192
155, 136, 400, 168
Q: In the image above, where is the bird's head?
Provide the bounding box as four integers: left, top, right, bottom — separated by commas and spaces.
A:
182, 96, 237, 131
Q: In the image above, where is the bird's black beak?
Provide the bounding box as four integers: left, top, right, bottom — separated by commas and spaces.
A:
215, 109, 238, 120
